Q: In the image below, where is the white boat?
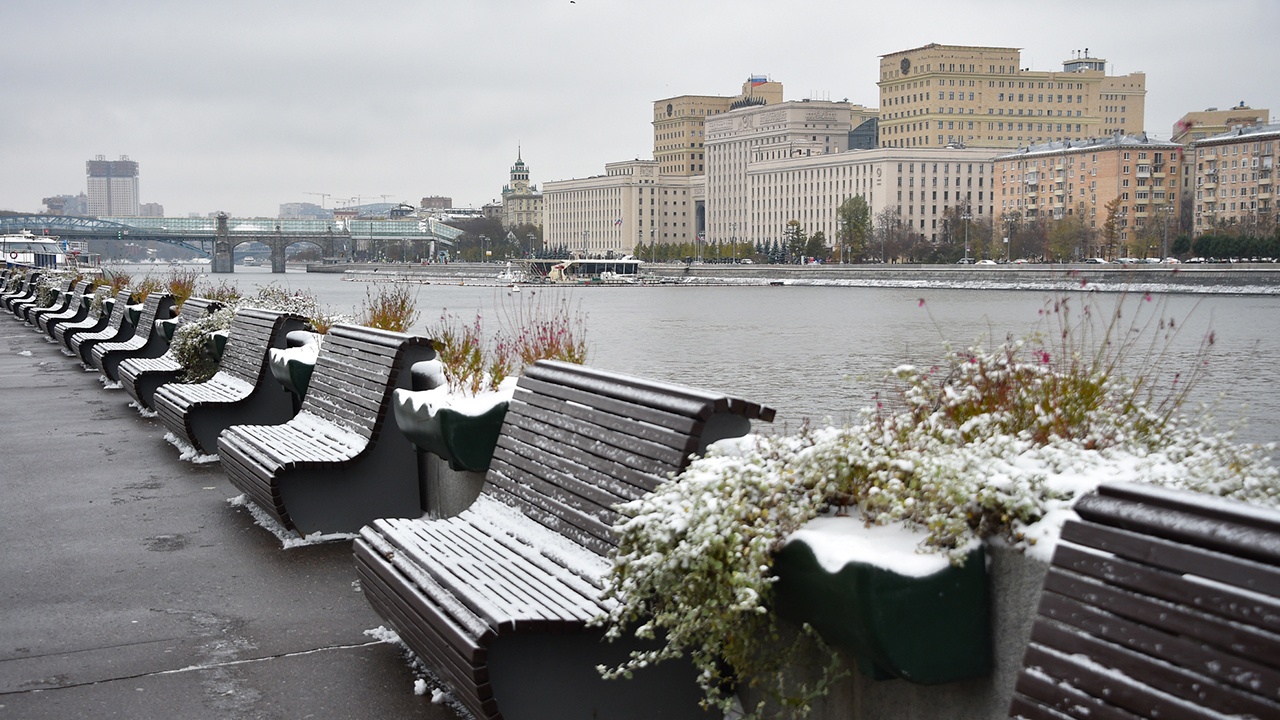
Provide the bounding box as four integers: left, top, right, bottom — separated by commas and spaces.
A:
1, 230, 99, 271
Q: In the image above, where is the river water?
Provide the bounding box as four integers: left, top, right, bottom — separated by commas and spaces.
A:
116, 263, 1280, 447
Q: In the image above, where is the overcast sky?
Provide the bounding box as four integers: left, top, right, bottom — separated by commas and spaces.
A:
3, 0, 1275, 219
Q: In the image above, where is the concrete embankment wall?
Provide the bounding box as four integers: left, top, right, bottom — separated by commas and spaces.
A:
309, 261, 1280, 292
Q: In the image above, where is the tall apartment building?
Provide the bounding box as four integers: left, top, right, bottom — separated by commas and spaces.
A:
86, 155, 140, 216
1172, 103, 1269, 145
1188, 123, 1277, 234
420, 196, 453, 211
501, 149, 542, 229
994, 134, 1183, 251
877, 44, 1146, 150
542, 160, 701, 255
652, 76, 784, 176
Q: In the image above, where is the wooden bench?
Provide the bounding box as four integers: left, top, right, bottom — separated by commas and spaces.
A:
1, 271, 42, 313
69, 289, 137, 365
1008, 481, 1280, 720
13, 275, 73, 324
354, 360, 774, 720
90, 291, 176, 382
218, 324, 436, 536
153, 307, 309, 456
38, 280, 95, 337
119, 297, 225, 411
28, 278, 86, 330
53, 286, 113, 350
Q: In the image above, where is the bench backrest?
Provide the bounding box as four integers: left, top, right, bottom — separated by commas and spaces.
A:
177, 296, 223, 320
483, 359, 775, 556
1009, 481, 1280, 720
217, 307, 310, 384
131, 292, 174, 338
104, 288, 134, 328
299, 323, 435, 440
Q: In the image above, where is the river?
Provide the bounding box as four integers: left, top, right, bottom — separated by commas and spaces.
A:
114, 263, 1280, 447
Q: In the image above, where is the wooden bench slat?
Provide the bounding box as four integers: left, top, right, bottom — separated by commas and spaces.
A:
1013, 670, 1145, 720
1043, 563, 1280, 666
1021, 643, 1220, 720
1029, 617, 1280, 719
1060, 520, 1280, 598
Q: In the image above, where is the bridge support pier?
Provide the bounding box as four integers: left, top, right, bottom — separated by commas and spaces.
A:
270, 245, 287, 274
212, 213, 234, 273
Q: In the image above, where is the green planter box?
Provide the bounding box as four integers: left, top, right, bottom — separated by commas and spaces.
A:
268, 344, 318, 399
392, 390, 508, 473
772, 525, 991, 685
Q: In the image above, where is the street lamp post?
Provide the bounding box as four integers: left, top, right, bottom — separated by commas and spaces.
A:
962, 205, 972, 261
731, 222, 737, 264
479, 234, 488, 263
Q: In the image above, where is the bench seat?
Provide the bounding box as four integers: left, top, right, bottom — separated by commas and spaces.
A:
153, 307, 308, 455
356, 360, 774, 720
218, 323, 435, 535
119, 297, 225, 410
1008, 481, 1280, 720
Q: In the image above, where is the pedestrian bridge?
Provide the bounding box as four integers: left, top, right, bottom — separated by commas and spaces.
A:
0, 214, 464, 273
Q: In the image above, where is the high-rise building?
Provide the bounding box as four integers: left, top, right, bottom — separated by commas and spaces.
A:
994, 133, 1183, 254
877, 44, 1146, 150
653, 76, 785, 176
501, 149, 542, 229
1172, 103, 1269, 145
1187, 123, 1277, 234
86, 155, 140, 216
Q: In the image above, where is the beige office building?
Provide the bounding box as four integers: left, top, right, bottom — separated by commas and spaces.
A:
653, 76, 784, 177
542, 160, 702, 255
877, 44, 1145, 150
994, 134, 1183, 252
1190, 123, 1278, 234
1172, 104, 1269, 145
744, 146, 997, 248
704, 99, 881, 244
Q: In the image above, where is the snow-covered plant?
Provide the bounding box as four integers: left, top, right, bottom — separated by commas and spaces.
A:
168, 284, 335, 382
34, 271, 79, 307
429, 291, 587, 395
359, 282, 419, 332
597, 293, 1279, 719
172, 306, 236, 382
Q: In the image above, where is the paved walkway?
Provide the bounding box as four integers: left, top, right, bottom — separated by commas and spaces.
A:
0, 315, 453, 719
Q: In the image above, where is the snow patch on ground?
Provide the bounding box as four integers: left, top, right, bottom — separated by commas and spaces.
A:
129, 401, 158, 418
99, 375, 122, 390
163, 432, 220, 464
17, 350, 32, 357
226, 494, 356, 548
363, 625, 476, 718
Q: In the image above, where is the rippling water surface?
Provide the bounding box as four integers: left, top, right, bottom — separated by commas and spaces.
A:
124, 264, 1280, 446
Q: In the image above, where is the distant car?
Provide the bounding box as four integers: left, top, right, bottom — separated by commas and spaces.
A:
739, 258, 754, 264
1084, 257, 1108, 264
976, 259, 997, 265
1163, 258, 1180, 264
1013, 258, 1031, 265
956, 257, 976, 264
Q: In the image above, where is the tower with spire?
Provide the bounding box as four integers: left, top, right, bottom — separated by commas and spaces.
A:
501, 147, 542, 230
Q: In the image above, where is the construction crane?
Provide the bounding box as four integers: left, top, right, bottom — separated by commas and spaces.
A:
303, 192, 331, 208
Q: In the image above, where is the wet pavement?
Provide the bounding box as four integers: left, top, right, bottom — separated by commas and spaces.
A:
0, 316, 454, 719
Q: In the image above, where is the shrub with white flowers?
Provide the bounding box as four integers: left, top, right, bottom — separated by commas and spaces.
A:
597, 295, 1279, 719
